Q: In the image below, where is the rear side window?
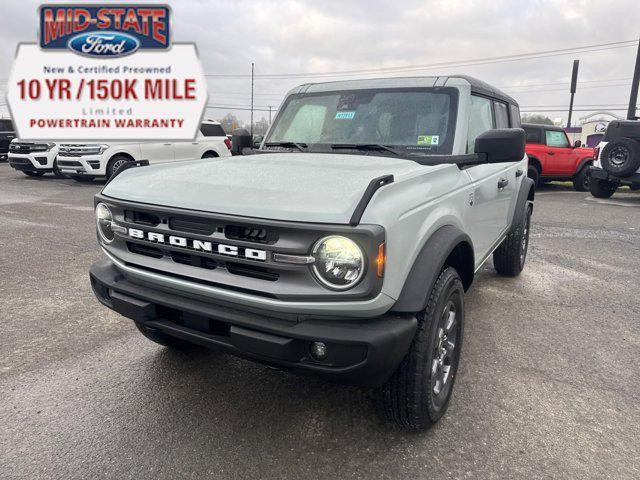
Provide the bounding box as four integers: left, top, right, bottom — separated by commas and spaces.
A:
467, 95, 494, 153
545, 130, 569, 148
510, 105, 521, 127
0, 119, 13, 131
200, 123, 226, 137
494, 101, 509, 128
523, 126, 542, 144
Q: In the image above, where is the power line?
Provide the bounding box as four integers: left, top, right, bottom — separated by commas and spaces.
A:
204, 39, 638, 79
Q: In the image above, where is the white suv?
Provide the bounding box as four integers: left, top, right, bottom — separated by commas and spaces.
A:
57, 121, 232, 182
8, 140, 63, 177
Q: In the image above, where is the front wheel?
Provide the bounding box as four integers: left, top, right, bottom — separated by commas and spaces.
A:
375, 267, 464, 430
493, 202, 532, 276
52, 159, 65, 178
106, 155, 131, 179
589, 178, 617, 199
527, 165, 540, 187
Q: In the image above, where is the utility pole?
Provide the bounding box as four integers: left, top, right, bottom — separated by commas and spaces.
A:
250, 62, 254, 138
627, 37, 640, 120
567, 59, 579, 128
268, 106, 272, 123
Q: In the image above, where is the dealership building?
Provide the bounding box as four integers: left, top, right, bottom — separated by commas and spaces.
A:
565, 111, 623, 147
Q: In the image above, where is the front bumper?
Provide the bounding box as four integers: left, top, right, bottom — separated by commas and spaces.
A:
9, 152, 56, 172
57, 154, 106, 176
90, 259, 417, 387
590, 166, 640, 186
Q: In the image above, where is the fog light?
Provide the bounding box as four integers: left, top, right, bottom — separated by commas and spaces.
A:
310, 342, 328, 361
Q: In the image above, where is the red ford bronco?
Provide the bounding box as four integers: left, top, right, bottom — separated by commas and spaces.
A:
523, 123, 595, 191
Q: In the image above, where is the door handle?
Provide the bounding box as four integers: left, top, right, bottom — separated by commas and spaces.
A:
192, 142, 199, 145
163, 143, 171, 146
498, 178, 509, 189
547, 151, 555, 155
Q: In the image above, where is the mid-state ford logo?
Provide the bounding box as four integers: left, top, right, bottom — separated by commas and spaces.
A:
68, 31, 140, 58
39, 5, 170, 55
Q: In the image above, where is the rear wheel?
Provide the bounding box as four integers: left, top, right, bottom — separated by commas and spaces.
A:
23, 171, 45, 177
201, 151, 218, 159
589, 178, 618, 199
375, 267, 464, 431
494, 202, 532, 276
572, 162, 592, 192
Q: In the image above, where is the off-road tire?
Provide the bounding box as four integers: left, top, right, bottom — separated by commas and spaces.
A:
134, 322, 200, 351
23, 171, 45, 177
600, 138, 640, 177
375, 267, 464, 431
572, 162, 592, 192
493, 202, 532, 276
589, 178, 618, 199
527, 165, 540, 186
106, 155, 131, 180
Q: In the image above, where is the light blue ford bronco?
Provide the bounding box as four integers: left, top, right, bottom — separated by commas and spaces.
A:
90, 75, 535, 430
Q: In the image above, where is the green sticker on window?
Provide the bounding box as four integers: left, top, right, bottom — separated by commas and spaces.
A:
335, 111, 356, 120
418, 135, 439, 145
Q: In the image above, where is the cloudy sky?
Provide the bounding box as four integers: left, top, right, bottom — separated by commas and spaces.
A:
1, 0, 639, 124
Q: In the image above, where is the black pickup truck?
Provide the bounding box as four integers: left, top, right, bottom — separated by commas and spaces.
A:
0, 119, 16, 162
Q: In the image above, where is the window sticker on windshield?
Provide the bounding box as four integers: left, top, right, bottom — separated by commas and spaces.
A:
418, 135, 439, 145
335, 111, 356, 120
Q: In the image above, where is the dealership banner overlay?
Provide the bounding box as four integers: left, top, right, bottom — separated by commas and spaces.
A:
6, 5, 207, 141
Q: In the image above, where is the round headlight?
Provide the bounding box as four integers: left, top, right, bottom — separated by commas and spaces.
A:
312, 236, 365, 290
95, 203, 115, 244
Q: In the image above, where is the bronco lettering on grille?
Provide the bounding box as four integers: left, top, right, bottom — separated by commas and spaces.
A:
128, 228, 267, 261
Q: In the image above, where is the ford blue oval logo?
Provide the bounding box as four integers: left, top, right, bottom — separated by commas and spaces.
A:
67, 31, 140, 58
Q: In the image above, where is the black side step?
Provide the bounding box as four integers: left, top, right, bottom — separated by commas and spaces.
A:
349, 174, 394, 226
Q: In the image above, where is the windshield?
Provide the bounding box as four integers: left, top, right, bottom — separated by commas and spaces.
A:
265, 87, 458, 154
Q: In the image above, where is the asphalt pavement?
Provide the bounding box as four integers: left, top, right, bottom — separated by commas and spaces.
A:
1, 162, 639, 479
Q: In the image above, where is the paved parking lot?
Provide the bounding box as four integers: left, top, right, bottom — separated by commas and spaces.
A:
1, 162, 639, 479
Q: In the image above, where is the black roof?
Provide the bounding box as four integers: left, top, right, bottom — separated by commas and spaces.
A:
521, 122, 564, 131
445, 75, 518, 106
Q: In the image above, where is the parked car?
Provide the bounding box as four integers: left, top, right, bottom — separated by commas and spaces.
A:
8, 139, 63, 177
57, 121, 232, 182
89, 75, 534, 431
0, 118, 16, 162
522, 123, 595, 191
590, 120, 640, 198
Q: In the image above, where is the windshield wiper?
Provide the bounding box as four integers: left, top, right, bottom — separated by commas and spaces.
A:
330, 143, 401, 155
263, 141, 307, 152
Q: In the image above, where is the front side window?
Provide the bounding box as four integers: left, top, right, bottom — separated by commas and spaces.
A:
545, 130, 570, 148
0, 119, 14, 131
266, 88, 458, 154
467, 95, 494, 153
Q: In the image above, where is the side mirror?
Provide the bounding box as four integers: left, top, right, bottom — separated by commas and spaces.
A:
573, 140, 582, 148
230, 128, 253, 155
475, 128, 525, 163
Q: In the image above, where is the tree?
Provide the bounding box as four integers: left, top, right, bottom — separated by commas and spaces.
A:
218, 113, 240, 132
252, 117, 270, 136
520, 114, 554, 125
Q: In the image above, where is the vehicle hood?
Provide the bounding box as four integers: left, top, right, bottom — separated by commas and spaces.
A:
101, 153, 434, 224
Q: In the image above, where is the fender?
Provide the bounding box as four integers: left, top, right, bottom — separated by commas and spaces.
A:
391, 225, 474, 313
508, 176, 535, 232
576, 156, 594, 173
